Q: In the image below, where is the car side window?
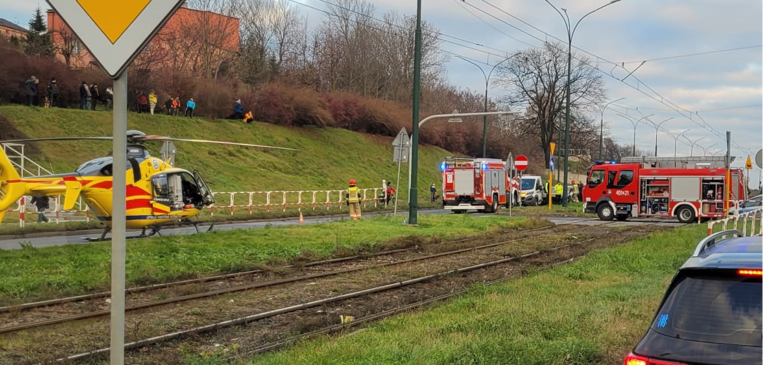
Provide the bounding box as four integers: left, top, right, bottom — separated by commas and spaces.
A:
588, 170, 605, 188
610, 170, 634, 188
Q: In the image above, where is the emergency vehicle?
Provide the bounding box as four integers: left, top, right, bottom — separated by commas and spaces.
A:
441, 157, 520, 213
582, 161, 746, 223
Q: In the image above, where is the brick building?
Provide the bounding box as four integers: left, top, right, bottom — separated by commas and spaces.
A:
0, 18, 26, 41
47, 7, 239, 74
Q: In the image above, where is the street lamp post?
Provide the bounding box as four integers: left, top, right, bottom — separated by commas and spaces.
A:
456, 55, 516, 158
545, 0, 622, 207
617, 113, 653, 156
644, 117, 674, 157
703, 143, 718, 156
680, 135, 706, 157
598, 97, 625, 160
408, 0, 423, 225
665, 129, 691, 158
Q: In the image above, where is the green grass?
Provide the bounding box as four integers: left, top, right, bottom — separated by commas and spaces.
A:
0, 104, 449, 199
513, 201, 591, 217
0, 214, 539, 305
223, 224, 708, 365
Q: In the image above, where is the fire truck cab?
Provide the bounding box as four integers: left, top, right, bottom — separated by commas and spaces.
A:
441, 157, 520, 213
582, 161, 745, 223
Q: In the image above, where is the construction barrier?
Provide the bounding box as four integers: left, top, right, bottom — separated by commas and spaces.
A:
706, 208, 762, 237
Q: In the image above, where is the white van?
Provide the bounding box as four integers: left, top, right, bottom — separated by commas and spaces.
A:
520, 175, 547, 206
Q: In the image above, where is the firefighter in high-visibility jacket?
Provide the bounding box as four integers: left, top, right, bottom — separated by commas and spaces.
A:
346, 179, 362, 220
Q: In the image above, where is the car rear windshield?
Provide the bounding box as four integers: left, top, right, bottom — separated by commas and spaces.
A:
652, 273, 761, 347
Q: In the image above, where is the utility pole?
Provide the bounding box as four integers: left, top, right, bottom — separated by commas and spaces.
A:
545, 0, 622, 207
725, 131, 731, 213
408, 0, 422, 225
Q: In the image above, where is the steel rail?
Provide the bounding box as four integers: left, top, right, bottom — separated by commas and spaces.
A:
2, 223, 597, 334
49, 239, 597, 364
1, 221, 563, 314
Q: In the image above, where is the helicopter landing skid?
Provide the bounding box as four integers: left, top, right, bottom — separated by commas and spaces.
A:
85, 221, 214, 242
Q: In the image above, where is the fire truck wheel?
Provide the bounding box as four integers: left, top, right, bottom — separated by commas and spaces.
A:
676, 206, 696, 223
492, 196, 499, 213
597, 203, 615, 221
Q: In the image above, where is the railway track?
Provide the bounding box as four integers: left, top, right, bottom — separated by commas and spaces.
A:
0, 222, 594, 334
57, 224, 650, 365
2, 221, 650, 365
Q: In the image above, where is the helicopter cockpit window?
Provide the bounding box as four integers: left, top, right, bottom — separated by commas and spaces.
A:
151, 175, 172, 205
76, 157, 133, 176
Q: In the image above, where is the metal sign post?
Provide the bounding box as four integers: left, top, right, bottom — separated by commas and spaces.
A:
44, 1, 184, 363
392, 128, 409, 215
549, 142, 555, 211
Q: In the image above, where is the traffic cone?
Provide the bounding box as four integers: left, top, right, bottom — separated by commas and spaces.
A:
299, 211, 304, 224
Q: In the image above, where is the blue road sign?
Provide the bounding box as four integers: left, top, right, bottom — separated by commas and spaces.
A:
549, 157, 555, 172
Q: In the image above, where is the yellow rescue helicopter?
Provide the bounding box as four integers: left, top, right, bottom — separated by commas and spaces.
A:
0, 130, 296, 240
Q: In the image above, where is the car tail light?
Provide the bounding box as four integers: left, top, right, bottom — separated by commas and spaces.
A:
738, 269, 762, 276
625, 353, 687, 365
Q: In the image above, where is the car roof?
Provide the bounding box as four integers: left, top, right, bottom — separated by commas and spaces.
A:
681, 235, 762, 270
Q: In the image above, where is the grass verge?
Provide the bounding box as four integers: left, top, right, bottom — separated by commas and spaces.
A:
0, 214, 544, 305
510, 201, 591, 217
223, 224, 707, 365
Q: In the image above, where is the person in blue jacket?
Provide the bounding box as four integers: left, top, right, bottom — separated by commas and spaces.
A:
185, 97, 196, 118
228, 98, 244, 120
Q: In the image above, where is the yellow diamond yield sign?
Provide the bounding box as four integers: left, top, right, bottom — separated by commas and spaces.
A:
76, 0, 152, 44
46, 0, 184, 78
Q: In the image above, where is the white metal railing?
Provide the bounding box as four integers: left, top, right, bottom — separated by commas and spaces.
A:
208, 188, 384, 215
2, 143, 55, 178
707, 208, 762, 237
9, 187, 393, 227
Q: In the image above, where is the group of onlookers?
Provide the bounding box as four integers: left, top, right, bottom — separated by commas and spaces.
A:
24, 76, 66, 108
79, 81, 112, 110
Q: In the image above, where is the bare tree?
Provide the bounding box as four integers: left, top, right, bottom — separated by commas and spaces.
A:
51, 28, 80, 68
496, 42, 605, 168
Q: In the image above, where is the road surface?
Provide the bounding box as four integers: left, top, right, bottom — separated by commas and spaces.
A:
0, 212, 685, 250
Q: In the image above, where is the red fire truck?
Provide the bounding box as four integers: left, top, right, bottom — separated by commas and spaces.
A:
441, 157, 520, 213
582, 161, 746, 223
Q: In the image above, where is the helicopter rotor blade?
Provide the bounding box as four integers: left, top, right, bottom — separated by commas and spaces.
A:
134, 136, 298, 151
0, 137, 113, 143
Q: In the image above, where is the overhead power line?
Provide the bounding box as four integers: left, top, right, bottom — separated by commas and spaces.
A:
622, 45, 762, 64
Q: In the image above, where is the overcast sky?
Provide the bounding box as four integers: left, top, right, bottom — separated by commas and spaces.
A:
1, 0, 763, 187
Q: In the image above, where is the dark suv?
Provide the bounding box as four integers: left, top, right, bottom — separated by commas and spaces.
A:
625, 230, 762, 365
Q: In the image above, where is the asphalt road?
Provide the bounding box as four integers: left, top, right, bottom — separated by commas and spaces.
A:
0, 209, 450, 250
0, 211, 685, 250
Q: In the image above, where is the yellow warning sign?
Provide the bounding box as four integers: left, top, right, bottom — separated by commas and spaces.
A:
77, 0, 151, 44
746, 155, 753, 170
550, 142, 556, 155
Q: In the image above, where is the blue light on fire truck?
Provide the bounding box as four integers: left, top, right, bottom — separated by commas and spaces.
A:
440, 162, 447, 171
482, 162, 488, 170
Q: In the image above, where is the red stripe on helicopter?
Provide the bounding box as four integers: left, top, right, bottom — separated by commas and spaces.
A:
125, 199, 151, 210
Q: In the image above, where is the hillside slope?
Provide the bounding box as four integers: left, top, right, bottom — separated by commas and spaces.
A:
0, 106, 452, 201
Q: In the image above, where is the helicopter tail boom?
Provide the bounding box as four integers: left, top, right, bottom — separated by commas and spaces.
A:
0, 147, 25, 214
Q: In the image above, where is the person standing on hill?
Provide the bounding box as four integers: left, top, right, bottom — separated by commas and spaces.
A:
430, 183, 438, 202
139, 92, 149, 113
47, 77, 59, 108
105, 86, 113, 110
80, 81, 91, 110
346, 179, 361, 220
148, 90, 158, 115
172, 96, 181, 116
24, 76, 38, 107
164, 97, 173, 115
185, 97, 196, 118
90, 84, 100, 110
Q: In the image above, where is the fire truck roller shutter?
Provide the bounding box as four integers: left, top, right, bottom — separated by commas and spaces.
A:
454, 170, 474, 195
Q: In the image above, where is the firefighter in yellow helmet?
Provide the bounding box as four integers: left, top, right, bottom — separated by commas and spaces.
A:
346, 179, 361, 220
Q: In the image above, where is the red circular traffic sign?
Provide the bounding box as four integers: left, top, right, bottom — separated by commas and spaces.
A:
514, 155, 529, 171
